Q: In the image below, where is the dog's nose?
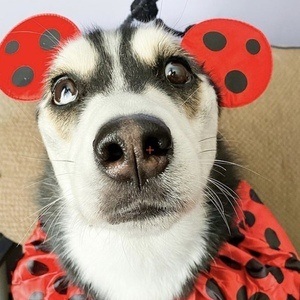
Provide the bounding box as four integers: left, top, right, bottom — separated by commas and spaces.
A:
93, 114, 173, 188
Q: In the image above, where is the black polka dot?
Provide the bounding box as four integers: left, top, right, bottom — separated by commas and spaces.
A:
27, 260, 49, 276
5, 40, 19, 54
219, 255, 242, 270
206, 278, 225, 300
248, 249, 261, 258
244, 211, 255, 227
12, 66, 34, 87
266, 265, 284, 283
31, 240, 51, 253
285, 256, 300, 273
249, 189, 263, 204
69, 295, 86, 300
287, 294, 296, 300
236, 286, 248, 300
264, 228, 281, 250
249, 292, 270, 300
245, 259, 268, 278
29, 291, 44, 300
246, 39, 261, 55
39, 29, 61, 50
228, 226, 245, 246
203, 31, 227, 51
225, 70, 248, 93
54, 276, 68, 294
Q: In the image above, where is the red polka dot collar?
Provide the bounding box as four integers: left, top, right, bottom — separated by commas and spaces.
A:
11, 181, 300, 299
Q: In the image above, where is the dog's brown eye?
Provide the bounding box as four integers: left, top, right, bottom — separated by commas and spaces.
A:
52, 77, 78, 105
165, 61, 192, 85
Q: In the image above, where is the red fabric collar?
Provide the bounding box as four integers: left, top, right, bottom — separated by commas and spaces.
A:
11, 181, 300, 299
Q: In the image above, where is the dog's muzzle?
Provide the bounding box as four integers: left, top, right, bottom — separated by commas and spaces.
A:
93, 114, 173, 189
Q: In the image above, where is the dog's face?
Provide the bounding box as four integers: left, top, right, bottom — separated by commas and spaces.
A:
37, 23, 219, 231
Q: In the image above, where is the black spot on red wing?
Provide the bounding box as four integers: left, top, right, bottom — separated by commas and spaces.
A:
248, 249, 261, 258
31, 240, 51, 253
236, 286, 247, 300
225, 70, 248, 93
29, 291, 44, 300
249, 292, 270, 300
203, 31, 227, 51
245, 259, 268, 278
287, 294, 297, 300
266, 265, 284, 283
219, 255, 242, 270
27, 260, 49, 276
285, 256, 300, 272
5, 40, 19, 54
12, 66, 34, 87
54, 276, 69, 294
249, 189, 263, 204
264, 228, 281, 250
244, 211, 256, 227
69, 295, 87, 300
39, 29, 61, 50
228, 226, 245, 246
206, 278, 225, 300
246, 39, 261, 55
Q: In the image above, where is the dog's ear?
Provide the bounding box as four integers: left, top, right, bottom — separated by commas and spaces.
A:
0, 14, 80, 101
181, 19, 272, 108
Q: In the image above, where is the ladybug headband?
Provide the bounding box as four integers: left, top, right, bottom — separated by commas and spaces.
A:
0, 0, 272, 108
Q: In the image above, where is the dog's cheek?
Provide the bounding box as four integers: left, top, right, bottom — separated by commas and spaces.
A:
193, 77, 219, 181
38, 109, 77, 205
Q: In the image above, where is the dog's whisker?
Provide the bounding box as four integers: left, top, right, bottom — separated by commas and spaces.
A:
207, 177, 240, 218
198, 136, 217, 143
214, 159, 271, 181
199, 149, 217, 154
171, 0, 189, 29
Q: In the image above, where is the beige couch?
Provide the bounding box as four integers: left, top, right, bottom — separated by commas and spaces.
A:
0, 47, 299, 252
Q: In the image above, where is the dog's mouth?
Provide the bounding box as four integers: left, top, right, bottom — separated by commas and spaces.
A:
98, 179, 182, 224
106, 204, 175, 224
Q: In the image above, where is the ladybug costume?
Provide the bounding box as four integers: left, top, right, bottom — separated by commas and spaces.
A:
11, 182, 300, 299
1, 0, 298, 299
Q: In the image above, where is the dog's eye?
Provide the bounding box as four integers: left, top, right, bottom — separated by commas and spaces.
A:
52, 77, 78, 105
165, 61, 192, 85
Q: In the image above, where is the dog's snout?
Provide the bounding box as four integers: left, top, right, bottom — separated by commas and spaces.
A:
93, 114, 173, 188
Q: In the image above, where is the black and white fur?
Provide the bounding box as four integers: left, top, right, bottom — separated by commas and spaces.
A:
37, 22, 239, 300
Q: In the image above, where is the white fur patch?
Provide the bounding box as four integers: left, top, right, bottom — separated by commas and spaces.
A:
131, 25, 182, 65
50, 36, 98, 78
103, 31, 125, 90
65, 200, 208, 300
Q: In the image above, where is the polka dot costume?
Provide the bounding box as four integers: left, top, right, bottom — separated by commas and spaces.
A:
181, 19, 273, 108
187, 181, 300, 300
0, 14, 80, 101
11, 181, 300, 299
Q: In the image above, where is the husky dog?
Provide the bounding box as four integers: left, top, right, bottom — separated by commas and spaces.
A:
37, 22, 238, 300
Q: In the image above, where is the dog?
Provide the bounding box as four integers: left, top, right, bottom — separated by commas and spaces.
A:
34, 21, 240, 300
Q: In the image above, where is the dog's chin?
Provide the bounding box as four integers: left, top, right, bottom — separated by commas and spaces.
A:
99, 206, 184, 237
74, 175, 196, 234
105, 204, 177, 225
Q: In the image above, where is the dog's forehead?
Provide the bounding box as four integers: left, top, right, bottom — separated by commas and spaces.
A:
129, 25, 182, 64
50, 35, 99, 78
49, 24, 183, 77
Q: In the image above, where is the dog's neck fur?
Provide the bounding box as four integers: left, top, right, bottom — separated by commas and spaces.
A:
65, 200, 208, 300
